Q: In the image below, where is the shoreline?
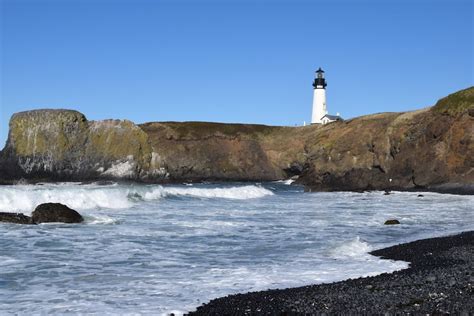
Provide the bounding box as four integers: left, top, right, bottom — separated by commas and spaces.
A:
0, 179, 473, 196
188, 231, 474, 314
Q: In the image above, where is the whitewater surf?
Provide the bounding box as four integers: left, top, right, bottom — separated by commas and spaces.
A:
0, 182, 473, 315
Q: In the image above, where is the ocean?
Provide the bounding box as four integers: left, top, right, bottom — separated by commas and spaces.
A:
0, 182, 472, 315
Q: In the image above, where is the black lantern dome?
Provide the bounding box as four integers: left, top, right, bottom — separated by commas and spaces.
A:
313, 67, 327, 89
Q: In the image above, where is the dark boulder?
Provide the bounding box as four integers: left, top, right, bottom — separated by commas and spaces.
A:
384, 219, 401, 225
0, 212, 33, 224
0, 203, 84, 225
31, 203, 84, 224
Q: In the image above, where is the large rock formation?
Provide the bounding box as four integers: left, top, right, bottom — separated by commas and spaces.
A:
0, 111, 309, 183
139, 122, 309, 181
0, 87, 472, 193
300, 87, 473, 193
0, 110, 155, 182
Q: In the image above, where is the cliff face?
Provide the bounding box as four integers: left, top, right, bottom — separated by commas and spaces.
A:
300, 87, 474, 193
0, 110, 154, 182
1, 87, 472, 192
139, 122, 310, 182
0, 110, 307, 183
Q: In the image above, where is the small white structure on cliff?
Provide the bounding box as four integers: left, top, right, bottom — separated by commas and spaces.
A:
311, 68, 343, 124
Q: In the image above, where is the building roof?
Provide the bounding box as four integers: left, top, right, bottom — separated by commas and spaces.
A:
316, 67, 325, 73
321, 114, 343, 121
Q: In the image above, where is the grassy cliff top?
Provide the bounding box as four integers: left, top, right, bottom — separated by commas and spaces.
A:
140, 121, 287, 139
11, 109, 86, 118
432, 86, 474, 115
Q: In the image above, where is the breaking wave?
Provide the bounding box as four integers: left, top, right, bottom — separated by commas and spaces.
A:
139, 185, 274, 200
0, 185, 133, 213
0, 184, 273, 213
329, 236, 373, 259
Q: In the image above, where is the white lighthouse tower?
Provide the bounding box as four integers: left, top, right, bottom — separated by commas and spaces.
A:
311, 67, 327, 124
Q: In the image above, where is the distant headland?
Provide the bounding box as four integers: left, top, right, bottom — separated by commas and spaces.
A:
0, 86, 473, 194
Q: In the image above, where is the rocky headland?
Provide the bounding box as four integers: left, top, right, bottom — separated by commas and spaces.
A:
1, 87, 473, 193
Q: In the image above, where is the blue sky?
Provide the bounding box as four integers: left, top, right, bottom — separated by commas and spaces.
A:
1, 0, 473, 147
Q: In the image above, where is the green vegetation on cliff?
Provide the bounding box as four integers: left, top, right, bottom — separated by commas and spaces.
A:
8, 109, 88, 158
432, 86, 474, 115
140, 121, 284, 140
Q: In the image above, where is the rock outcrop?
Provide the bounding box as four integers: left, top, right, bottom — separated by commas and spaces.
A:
139, 121, 309, 182
0, 212, 33, 224
31, 203, 84, 224
0, 203, 83, 224
300, 87, 473, 193
384, 219, 401, 225
0, 110, 155, 182
0, 87, 472, 193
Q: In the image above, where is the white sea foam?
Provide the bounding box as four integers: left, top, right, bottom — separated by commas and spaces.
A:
0, 184, 472, 315
274, 179, 296, 185
0, 184, 273, 213
329, 236, 373, 259
0, 185, 133, 213
142, 185, 274, 200
86, 215, 119, 225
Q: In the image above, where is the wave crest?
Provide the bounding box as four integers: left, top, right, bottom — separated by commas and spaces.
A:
329, 236, 373, 259
0, 184, 273, 212
0, 185, 133, 213
141, 185, 273, 200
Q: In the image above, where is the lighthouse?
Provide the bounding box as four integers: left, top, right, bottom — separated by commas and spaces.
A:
311, 68, 342, 124
311, 68, 327, 124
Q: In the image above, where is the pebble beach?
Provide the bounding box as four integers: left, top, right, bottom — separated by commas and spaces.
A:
190, 231, 474, 314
